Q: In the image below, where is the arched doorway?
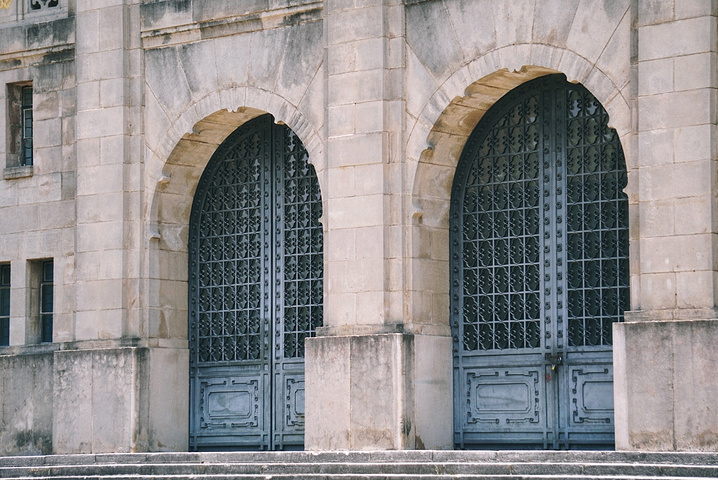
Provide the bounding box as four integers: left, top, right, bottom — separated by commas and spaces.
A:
188, 114, 323, 450
450, 74, 629, 449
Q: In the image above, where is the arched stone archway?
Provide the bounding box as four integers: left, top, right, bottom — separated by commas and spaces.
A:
143, 100, 324, 451
403, 60, 635, 450
450, 74, 629, 449
406, 63, 635, 334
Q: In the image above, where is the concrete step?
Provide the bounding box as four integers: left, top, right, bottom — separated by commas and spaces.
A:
0, 476, 713, 480
1, 451, 717, 479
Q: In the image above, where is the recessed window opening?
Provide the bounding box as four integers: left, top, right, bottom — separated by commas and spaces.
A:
39, 260, 53, 343
21, 85, 33, 167
0, 264, 9, 346
6, 82, 33, 173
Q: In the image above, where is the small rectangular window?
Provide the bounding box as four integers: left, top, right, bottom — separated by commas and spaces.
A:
5, 82, 33, 177
0, 264, 9, 346
21, 86, 33, 167
39, 260, 52, 343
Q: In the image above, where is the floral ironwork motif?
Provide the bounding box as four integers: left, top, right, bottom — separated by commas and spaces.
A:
188, 114, 323, 450
450, 74, 628, 449
30, 0, 58, 9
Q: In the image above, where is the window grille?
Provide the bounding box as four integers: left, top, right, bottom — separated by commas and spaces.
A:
0, 264, 9, 346
21, 86, 33, 167
39, 260, 52, 343
30, 0, 58, 9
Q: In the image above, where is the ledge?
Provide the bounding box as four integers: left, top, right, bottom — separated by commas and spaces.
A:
140, 0, 322, 49
3, 165, 33, 179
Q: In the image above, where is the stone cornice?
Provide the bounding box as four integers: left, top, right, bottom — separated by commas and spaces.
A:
141, 1, 322, 50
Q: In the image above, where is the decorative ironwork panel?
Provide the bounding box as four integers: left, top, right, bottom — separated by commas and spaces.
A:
464, 368, 542, 426
451, 74, 629, 449
564, 87, 629, 348
568, 365, 614, 426
30, 0, 58, 9
189, 114, 323, 451
460, 94, 542, 352
279, 129, 323, 360
0, 264, 9, 347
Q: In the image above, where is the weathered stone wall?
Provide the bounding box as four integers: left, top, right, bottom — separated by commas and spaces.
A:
0, 1, 76, 456
0, 348, 55, 455
0, 10, 76, 347
0, 0, 716, 455
614, 0, 718, 452
615, 320, 718, 451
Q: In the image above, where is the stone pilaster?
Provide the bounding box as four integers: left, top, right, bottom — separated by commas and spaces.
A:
306, 0, 452, 450
614, 0, 718, 451
53, 0, 147, 453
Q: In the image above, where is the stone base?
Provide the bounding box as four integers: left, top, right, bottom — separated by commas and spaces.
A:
614, 319, 718, 451
0, 346, 55, 455
305, 332, 452, 450
0, 345, 188, 455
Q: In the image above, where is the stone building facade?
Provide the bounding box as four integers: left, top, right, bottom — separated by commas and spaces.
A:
0, 0, 717, 454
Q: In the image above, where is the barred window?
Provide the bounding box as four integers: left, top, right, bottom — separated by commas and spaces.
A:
0, 264, 9, 346
20, 86, 33, 167
5, 82, 33, 174
39, 260, 52, 343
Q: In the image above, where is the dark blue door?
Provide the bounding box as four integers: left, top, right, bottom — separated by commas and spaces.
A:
188, 115, 323, 450
450, 75, 629, 449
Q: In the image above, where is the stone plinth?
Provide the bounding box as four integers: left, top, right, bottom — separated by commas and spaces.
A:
305, 332, 452, 451
614, 318, 718, 451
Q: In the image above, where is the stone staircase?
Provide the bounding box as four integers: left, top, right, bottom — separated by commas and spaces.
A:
1, 450, 718, 479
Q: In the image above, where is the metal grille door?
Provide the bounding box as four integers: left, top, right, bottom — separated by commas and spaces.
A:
450, 75, 629, 449
189, 115, 323, 450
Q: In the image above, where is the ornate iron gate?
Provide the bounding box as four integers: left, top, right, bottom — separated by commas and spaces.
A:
450, 75, 629, 449
188, 114, 323, 450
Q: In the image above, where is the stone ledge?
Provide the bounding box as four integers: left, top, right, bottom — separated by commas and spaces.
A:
140, 0, 322, 49
3, 165, 33, 180
624, 307, 718, 322
317, 323, 451, 337
0, 341, 58, 357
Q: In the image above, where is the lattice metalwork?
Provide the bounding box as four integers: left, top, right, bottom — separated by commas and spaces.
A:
460, 95, 542, 352
0, 264, 10, 347
280, 130, 323, 359
195, 133, 265, 364
189, 114, 323, 450
451, 74, 629, 449
564, 87, 629, 347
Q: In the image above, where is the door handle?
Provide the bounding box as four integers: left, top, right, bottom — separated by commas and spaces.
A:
546, 352, 563, 371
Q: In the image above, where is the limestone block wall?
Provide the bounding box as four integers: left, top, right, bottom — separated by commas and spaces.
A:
0, 4, 76, 456
0, 0, 716, 456
0, 347, 55, 455
0, 10, 76, 346
614, 0, 718, 452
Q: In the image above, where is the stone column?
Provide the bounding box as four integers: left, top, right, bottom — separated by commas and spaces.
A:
305, 0, 452, 450
53, 0, 147, 453
614, 1, 718, 451
307, 0, 408, 450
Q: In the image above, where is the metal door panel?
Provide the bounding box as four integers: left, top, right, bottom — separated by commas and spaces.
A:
189, 115, 322, 450
451, 74, 628, 449
464, 367, 544, 425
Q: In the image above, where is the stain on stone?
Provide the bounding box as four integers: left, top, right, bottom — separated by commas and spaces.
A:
629, 431, 673, 450
279, 7, 321, 27
405, 1, 463, 78
13, 431, 51, 455
140, 0, 190, 29
403, 418, 412, 437
41, 48, 74, 65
